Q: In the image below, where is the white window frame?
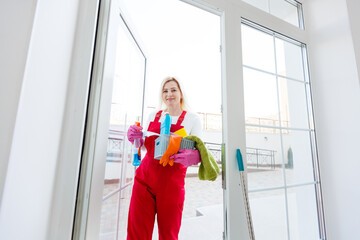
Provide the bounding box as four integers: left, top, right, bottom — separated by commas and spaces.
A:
241, 18, 326, 239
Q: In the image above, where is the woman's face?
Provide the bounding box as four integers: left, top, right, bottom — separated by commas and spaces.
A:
162, 81, 182, 108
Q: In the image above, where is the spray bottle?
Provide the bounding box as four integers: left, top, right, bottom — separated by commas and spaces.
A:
160, 113, 172, 136
157, 113, 172, 158
132, 122, 142, 166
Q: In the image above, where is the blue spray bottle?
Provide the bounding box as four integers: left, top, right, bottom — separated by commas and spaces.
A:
132, 122, 142, 166
158, 113, 172, 158
160, 113, 171, 136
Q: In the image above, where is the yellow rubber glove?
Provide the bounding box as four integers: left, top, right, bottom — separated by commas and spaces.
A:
159, 135, 183, 167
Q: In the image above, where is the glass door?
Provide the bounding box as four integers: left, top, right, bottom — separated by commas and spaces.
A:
98, 11, 146, 240
73, 0, 146, 239
241, 20, 324, 240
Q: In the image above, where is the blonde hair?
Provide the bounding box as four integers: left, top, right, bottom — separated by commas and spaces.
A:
160, 77, 187, 110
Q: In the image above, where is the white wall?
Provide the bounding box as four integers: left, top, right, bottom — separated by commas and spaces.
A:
304, 0, 360, 239
0, 0, 38, 206
0, 0, 84, 239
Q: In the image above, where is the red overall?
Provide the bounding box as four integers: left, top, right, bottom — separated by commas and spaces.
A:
127, 110, 188, 240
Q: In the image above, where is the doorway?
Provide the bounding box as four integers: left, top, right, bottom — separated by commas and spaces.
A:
121, 2, 222, 238
73, 0, 225, 239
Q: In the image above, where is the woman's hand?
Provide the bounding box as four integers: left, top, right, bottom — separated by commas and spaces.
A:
127, 124, 144, 145
170, 149, 201, 167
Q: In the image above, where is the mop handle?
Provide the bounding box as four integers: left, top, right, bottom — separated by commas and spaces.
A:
236, 149, 245, 171
237, 149, 255, 240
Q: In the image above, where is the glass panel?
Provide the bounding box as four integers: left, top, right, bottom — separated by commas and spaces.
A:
306, 83, 315, 130
99, 185, 133, 240
287, 185, 320, 240
117, 186, 133, 239
242, 22, 323, 240
99, 192, 119, 240
246, 129, 284, 189
282, 130, 314, 185
99, 15, 145, 240
242, 24, 276, 73
243, 0, 269, 12
275, 38, 304, 81
278, 78, 309, 129
104, 135, 126, 192
110, 23, 145, 126
249, 189, 288, 240
270, 0, 299, 27
244, 68, 280, 127
243, 0, 301, 28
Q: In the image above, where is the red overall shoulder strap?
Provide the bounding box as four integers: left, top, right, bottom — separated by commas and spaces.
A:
153, 110, 163, 123
176, 111, 187, 126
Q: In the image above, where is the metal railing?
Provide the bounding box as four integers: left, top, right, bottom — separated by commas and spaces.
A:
246, 147, 276, 169
204, 142, 277, 170
103, 129, 133, 200
197, 112, 290, 133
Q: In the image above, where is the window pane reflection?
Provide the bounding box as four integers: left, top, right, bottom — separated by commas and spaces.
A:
242, 25, 276, 73
275, 38, 304, 81
100, 192, 119, 240
246, 130, 284, 190
244, 68, 279, 127
249, 190, 288, 240
99, 186, 133, 240
242, 0, 301, 28
282, 130, 314, 185
270, 0, 299, 27
278, 78, 309, 129
287, 185, 320, 240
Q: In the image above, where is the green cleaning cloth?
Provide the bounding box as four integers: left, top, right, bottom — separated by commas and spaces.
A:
184, 135, 220, 181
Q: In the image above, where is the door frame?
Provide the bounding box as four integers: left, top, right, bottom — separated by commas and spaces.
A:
72, 0, 116, 238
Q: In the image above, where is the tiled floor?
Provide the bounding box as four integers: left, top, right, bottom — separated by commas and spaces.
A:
99, 167, 296, 240
99, 166, 224, 240
183, 170, 223, 218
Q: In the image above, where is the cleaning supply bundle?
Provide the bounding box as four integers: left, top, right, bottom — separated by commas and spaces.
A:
154, 113, 195, 166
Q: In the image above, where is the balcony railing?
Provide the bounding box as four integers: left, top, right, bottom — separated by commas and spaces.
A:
204, 142, 277, 170
197, 112, 290, 133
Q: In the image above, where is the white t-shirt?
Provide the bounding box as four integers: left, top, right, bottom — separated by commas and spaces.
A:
144, 110, 202, 138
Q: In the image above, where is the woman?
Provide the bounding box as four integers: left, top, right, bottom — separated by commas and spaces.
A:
126, 77, 202, 240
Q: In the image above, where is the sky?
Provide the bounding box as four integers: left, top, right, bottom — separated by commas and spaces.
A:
120, 0, 222, 115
